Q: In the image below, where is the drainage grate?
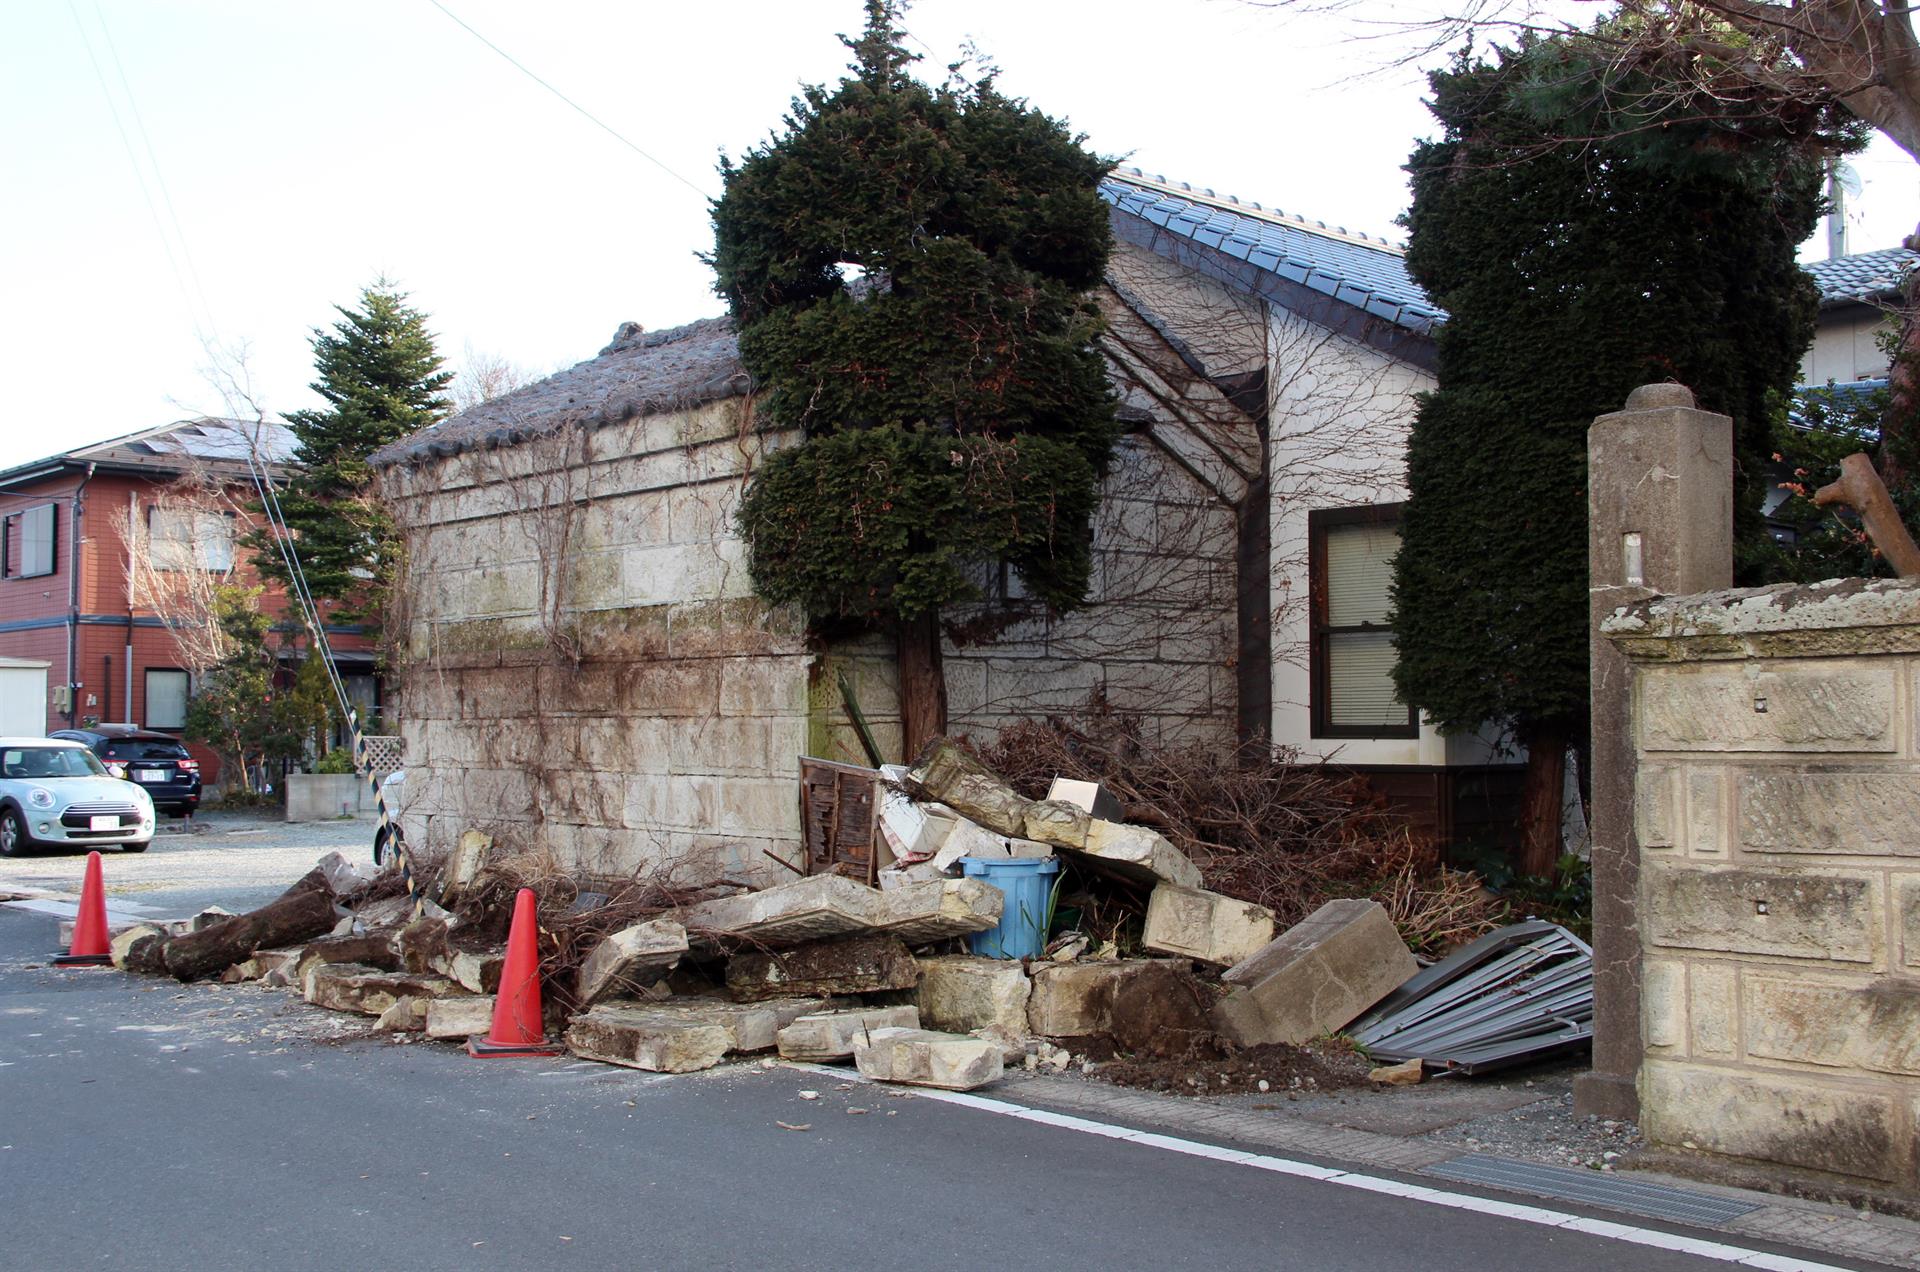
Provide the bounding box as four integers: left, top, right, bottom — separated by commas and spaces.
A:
1426, 1154, 1764, 1227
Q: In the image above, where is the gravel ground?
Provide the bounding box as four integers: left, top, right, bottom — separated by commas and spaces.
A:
0, 807, 374, 915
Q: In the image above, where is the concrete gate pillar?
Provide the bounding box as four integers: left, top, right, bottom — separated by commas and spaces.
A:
1574, 383, 1732, 1120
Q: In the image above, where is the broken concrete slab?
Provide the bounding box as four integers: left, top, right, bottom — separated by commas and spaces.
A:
565, 996, 838, 1072
575, 919, 689, 1007
219, 958, 262, 984
294, 932, 401, 986
853, 1026, 1004, 1090
908, 741, 1032, 837
870, 877, 1003, 943
1022, 799, 1090, 850
776, 1005, 921, 1061
391, 917, 450, 974
433, 947, 506, 994
425, 995, 497, 1040
676, 875, 885, 950
375, 995, 428, 1033
1028, 959, 1214, 1058
1063, 820, 1202, 889
1046, 777, 1122, 821
1370, 1057, 1424, 1085
915, 955, 1031, 1036
439, 828, 493, 903
108, 923, 168, 974
1142, 884, 1277, 967
726, 935, 918, 1002
302, 963, 469, 1017
878, 863, 947, 891
1212, 899, 1416, 1048
253, 947, 301, 987
931, 818, 1013, 870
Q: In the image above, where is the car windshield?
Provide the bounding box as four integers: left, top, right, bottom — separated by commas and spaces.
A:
2, 747, 108, 779
101, 740, 187, 761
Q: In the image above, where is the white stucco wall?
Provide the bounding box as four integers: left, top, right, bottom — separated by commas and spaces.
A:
1801, 304, 1892, 385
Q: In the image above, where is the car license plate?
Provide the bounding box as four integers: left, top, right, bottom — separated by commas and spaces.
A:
136, 770, 168, 783
90, 815, 118, 831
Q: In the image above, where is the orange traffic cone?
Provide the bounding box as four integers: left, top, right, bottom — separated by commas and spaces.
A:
53, 850, 112, 966
467, 887, 559, 1058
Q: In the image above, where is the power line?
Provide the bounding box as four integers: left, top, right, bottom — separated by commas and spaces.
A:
424, 0, 713, 201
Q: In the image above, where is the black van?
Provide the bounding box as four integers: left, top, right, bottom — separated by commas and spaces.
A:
50, 726, 202, 816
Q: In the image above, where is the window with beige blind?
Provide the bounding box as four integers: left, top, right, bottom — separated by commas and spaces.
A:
1309, 504, 1416, 738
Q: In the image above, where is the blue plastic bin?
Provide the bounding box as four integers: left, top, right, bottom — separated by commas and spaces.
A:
959, 857, 1060, 959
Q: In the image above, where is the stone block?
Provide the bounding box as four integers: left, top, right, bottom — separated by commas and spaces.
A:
1022, 800, 1090, 850
931, 818, 1011, 870
776, 1005, 921, 1061
1046, 777, 1122, 821
1642, 959, 1685, 1051
1743, 974, 1920, 1076
575, 919, 689, 1007
1064, 820, 1202, 889
676, 874, 885, 949
915, 955, 1032, 1036
869, 878, 1002, 944
1643, 865, 1879, 963
1688, 963, 1737, 1058
1905, 879, 1920, 969
1142, 884, 1276, 967
1637, 663, 1896, 754
852, 1026, 1003, 1090
908, 741, 1032, 836
726, 935, 918, 1001
564, 996, 835, 1072
1739, 771, 1920, 856
294, 933, 401, 987
1211, 900, 1416, 1047
108, 923, 168, 973
425, 995, 497, 1040
1028, 959, 1213, 1057
1640, 1058, 1903, 1182
433, 948, 506, 995
303, 964, 468, 1017
375, 996, 428, 1033
1685, 770, 1724, 856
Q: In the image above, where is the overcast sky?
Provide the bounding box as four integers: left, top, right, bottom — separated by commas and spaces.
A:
4, 0, 1917, 472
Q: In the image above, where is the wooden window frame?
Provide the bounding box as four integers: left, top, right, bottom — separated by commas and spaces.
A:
1308, 502, 1417, 740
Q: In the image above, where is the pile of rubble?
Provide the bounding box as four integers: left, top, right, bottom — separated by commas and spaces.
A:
89, 740, 1591, 1092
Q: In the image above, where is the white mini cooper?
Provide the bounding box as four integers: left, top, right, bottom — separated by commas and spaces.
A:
0, 737, 155, 857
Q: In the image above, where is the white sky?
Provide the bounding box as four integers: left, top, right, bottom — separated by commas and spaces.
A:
3, 0, 1917, 472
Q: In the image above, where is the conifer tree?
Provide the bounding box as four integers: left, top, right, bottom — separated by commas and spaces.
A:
712, 1, 1117, 753
1392, 38, 1841, 874
257, 282, 451, 615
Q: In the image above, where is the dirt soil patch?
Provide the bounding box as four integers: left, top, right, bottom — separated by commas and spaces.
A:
1098, 1039, 1375, 1096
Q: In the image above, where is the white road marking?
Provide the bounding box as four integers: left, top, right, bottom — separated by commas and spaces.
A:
784, 1063, 1855, 1272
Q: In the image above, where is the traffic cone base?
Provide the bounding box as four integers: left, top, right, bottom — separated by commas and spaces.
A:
468, 886, 556, 1060
57, 850, 112, 967
466, 1035, 561, 1058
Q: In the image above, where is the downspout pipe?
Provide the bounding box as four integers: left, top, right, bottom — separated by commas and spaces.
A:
66, 463, 95, 726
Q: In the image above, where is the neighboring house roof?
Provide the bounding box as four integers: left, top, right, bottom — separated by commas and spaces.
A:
370, 317, 747, 469
0, 417, 296, 491
1805, 246, 1916, 307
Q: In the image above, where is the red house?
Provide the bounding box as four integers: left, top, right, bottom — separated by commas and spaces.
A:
0, 418, 383, 788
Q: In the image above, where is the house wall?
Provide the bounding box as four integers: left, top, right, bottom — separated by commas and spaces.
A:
1800, 304, 1890, 385
1606, 578, 1920, 1192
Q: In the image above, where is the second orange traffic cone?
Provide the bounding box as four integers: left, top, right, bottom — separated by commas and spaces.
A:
467, 887, 560, 1058
53, 850, 112, 966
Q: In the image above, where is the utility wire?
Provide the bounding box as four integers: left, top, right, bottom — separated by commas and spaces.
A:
424, 0, 713, 200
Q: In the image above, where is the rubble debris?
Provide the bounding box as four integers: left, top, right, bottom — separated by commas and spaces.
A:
302, 963, 469, 1017
1063, 819, 1202, 889
726, 935, 917, 1002
253, 947, 301, 988
908, 740, 1033, 837
162, 866, 344, 982
879, 787, 956, 862
930, 819, 1012, 870
434, 948, 505, 994
375, 995, 429, 1033
1212, 899, 1415, 1048
1028, 959, 1214, 1059
677, 874, 884, 949
564, 996, 838, 1073
799, 756, 882, 883
869, 877, 1002, 943
219, 958, 262, 984
295, 932, 402, 983
1046, 777, 1122, 821
1370, 1057, 1424, 1085
575, 919, 689, 1007
426, 995, 498, 1040
852, 1026, 1004, 1090
392, 917, 450, 974
1142, 884, 1276, 967
1021, 799, 1090, 850
109, 923, 168, 975
439, 829, 493, 905
877, 862, 945, 891
1345, 920, 1593, 1075
315, 851, 375, 898
915, 955, 1031, 1037
188, 906, 236, 931
775, 1005, 921, 1061
1100, 1039, 1374, 1096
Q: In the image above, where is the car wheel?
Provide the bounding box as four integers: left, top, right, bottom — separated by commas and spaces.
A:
372, 824, 389, 867
0, 808, 31, 858
120, 840, 150, 854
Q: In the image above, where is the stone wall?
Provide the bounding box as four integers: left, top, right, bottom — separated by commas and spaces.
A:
1605, 576, 1920, 1190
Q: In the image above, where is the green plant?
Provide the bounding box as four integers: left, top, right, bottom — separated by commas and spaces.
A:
312, 747, 356, 775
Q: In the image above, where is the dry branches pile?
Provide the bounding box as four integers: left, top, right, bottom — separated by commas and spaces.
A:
974, 714, 1500, 954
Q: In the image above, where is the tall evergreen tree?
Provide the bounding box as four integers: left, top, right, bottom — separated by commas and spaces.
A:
712, 1, 1118, 755
257, 282, 451, 615
1391, 37, 1843, 874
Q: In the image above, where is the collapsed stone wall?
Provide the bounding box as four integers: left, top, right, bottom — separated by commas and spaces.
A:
1606, 576, 1920, 1192
382, 394, 1240, 883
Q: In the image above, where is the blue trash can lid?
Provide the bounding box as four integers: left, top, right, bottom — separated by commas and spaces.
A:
958, 856, 1061, 876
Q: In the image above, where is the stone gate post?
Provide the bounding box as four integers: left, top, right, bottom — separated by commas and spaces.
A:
1574, 383, 1732, 1120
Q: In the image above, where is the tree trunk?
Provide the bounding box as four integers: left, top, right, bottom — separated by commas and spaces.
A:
1515, 718, 1572, 879
162, 867, 339, 982
897, 609, 948, 761
1883, 263, 1920, 487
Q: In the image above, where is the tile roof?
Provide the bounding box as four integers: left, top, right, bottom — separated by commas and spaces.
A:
1099, 168, 1445, 335
1804, 247, 1916, 305
0, 417, 295, 489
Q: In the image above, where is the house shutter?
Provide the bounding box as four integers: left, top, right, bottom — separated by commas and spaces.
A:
1325, 523, 1404, 727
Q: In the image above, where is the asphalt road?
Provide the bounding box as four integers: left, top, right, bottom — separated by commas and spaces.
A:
0, 909, 1872, 1272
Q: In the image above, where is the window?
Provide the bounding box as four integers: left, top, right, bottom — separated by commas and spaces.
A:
1309, 504, 1416, 738
3, 503, 57, 579
146, 668, 190, 732
149, 507, 234, 572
